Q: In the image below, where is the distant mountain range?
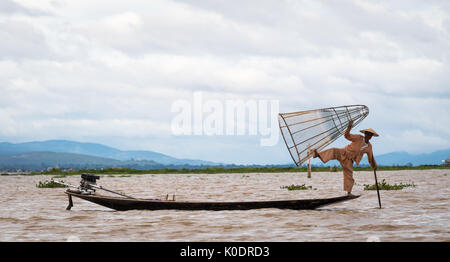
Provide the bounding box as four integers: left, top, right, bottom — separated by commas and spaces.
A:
0, 140, 448, 171
365, 149, 450, 166
0, 140, 219, 170
322, 149, 450, 167
0, 151, 156, 170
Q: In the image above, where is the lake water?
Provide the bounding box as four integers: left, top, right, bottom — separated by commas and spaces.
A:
0, 170, 448, 241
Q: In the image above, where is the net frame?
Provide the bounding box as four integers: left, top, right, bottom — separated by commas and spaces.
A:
278, 105, 369, 166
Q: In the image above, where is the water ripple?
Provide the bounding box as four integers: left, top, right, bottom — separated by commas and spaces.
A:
0, 170, 448, 241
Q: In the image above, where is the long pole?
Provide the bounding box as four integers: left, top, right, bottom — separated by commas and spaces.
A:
373, 170, 382, 208
307, 146, 312, 178
53, 180, 137, 199
90, 184, 137, 199
307, 158, 311, 178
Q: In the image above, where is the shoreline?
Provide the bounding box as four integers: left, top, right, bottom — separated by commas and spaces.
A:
1, 165, 449, 176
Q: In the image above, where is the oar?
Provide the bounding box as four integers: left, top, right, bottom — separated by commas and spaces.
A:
373, 169, 382, 208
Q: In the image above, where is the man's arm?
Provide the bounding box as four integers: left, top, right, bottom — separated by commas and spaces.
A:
344, 120, 359, 141
367, 146, 378, 170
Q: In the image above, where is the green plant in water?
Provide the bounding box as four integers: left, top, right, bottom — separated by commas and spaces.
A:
281, 184, 313, 190
31, 164, 450, 176
52, 174, 68, 178
36, 180, 68, 188
363, 179, 416, 191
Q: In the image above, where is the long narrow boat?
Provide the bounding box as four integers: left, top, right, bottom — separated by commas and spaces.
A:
65, 189, 360, 211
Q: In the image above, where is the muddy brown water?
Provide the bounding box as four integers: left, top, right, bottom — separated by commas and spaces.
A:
0, 170, 448, 241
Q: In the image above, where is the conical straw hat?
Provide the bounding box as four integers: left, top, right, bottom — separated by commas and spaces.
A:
360, 128, 379, 137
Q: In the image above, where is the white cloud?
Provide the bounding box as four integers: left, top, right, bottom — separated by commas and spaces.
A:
383, 129, 450, 154
0, 20, 55, 60
0, 0, 449, 164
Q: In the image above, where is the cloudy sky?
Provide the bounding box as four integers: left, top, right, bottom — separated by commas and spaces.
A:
1, 0, 449, 164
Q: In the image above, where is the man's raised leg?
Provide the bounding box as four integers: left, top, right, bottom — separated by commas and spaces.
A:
315, 148, 342, 163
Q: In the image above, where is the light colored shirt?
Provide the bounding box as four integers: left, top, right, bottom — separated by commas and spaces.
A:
344, 129, 377, 168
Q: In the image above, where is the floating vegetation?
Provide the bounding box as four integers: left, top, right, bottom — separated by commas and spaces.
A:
27, 164, 450, 176
363, 179, 416, 191
36, 180, 68, 188
281, 184, 313, 190
52, 174, 68, 178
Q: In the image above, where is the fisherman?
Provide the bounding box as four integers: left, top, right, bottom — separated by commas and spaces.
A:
313, 119, 378, 196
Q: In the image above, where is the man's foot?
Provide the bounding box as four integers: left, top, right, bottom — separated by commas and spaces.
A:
312, 149, 319, 158
347, 192, 354, 197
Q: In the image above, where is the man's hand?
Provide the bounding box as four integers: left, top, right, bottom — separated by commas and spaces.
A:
348, 119, 354, 128
344, 119, 353, 139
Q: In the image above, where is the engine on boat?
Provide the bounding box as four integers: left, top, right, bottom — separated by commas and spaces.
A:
79, 173, 100, 193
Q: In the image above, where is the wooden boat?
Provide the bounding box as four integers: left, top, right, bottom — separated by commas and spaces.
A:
65, 189, 360, 211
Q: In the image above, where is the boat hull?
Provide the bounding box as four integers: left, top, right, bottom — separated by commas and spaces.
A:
65, 190, 360, 211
